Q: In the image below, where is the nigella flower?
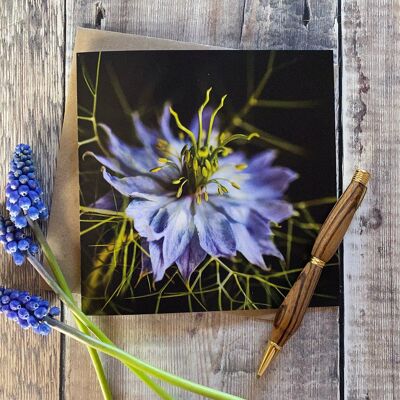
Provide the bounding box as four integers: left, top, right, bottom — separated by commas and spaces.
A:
0, 216, 39, 265
87, 88, 297, 281
5, 144, 48, 229
0, 287, 60, 335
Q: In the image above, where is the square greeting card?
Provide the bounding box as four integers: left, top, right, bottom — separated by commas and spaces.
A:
77, 50, 337, 315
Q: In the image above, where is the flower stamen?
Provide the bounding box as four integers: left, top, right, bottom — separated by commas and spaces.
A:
169, 107, 197, 150
176, 179, 188, 198
235, 163, 248, 170
206, 94, 227, 147
197, 87, 212, 148
150, 167, 163, 173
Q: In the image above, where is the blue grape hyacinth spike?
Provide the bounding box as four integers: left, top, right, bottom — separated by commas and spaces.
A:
0, 287, 59, 335
5, 144, 48, 228
0, 216, 39, 266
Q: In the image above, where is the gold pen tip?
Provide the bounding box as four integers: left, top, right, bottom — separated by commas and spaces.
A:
257, 341, 281, 377
352, 169, 370, 186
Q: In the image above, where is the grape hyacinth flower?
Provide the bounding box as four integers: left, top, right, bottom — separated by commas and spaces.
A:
0, 287, 59, 335
0, 216, 39, 265
5, 144, 48, 229
87, 88, 297, 282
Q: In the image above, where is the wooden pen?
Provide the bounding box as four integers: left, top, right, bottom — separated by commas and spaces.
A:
257, 169, 370, 377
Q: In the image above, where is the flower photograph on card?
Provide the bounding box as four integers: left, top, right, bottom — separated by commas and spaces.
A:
77, 50, 337, 315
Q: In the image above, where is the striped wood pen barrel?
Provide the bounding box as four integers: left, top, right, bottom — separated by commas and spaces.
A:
257, 169, 370, 377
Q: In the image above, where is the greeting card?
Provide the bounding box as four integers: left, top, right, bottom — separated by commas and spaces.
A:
77, 49, 337, 315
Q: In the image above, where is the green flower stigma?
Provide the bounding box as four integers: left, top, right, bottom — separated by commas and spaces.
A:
149, 88, 260, 200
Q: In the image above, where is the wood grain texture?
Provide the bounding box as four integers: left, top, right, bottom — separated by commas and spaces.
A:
312, 179, 368, 262
0, 0, 64, 399
342, 1, 400, 399
63, 1, 339, 399
240, 0, 338, 51
271, 261, 323, 346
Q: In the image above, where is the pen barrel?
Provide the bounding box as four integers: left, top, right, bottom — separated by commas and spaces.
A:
312, 173, 369, 262
270, 261, 322, 347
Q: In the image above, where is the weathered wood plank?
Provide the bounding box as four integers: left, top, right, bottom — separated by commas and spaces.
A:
240, 0, 338, 51
342, 1, 400, 399
0, 1, 64, 399
64, 1, 339, 399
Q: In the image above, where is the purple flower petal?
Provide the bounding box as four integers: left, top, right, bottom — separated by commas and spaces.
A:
246, 150, 277, 171
257, 200, 294, 223
125, 194, 173, 240
84, 152, 126, 175
161, 198, 194, 267
102, 169, 165, 197
98, 123, 156, 173
159, 103, 183, 151
209, 197, 249, 224
90, 190, 119, 210
148, 239, 169, 282
258, 238, 284, 260
140, 239, 153, 277
176, 231, 207, 281
132, 113, 159, 150
246, 210, 272, 238
194, 202, 236, 257
245, 167, 298, 199
230, 222, 267, 270
149, 207, 169, 236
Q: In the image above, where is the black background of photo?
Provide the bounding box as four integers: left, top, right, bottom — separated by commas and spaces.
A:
78, 50, 337, 315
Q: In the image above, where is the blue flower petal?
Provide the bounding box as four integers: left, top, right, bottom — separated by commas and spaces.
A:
90, 190, 119, 210
161, 198, 194, 267
246, 209, 272, 238
125, 194, 173, 240
159, 103, 184, 152
176, 231, 207, 281
140, 239, 153, 277
258, 238, 284, 260
246, 150, 277, 171
150, 207, 169, 235
132, 112, 159, 149
217, 151, 247, 168
245, 167, 298, 199
194, 202, 236, 257
149, 239, 169, 282
230, 222, 267, 269
102, 169, 164, 197
209, 197, 249, 224
84, 152, 126, 175
98, 123, 156, 172
257, 200, 294, 223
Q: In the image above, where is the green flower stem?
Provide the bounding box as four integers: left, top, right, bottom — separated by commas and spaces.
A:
45, 316, 243, 400
25, 259, 111, 399
26, 254, 172, 400
75, 320, 112, 400
27, 219, 172, 400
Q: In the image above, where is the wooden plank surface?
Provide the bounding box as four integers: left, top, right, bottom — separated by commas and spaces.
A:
64, 1, 339, 399
0, 1, 64, 399
342, 1, 400, 399
7, 1, 399, 399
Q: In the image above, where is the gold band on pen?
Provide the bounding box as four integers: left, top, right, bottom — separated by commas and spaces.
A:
310, 256, 325, 268
269, 341, 282, 351
352, 169, 370, 186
